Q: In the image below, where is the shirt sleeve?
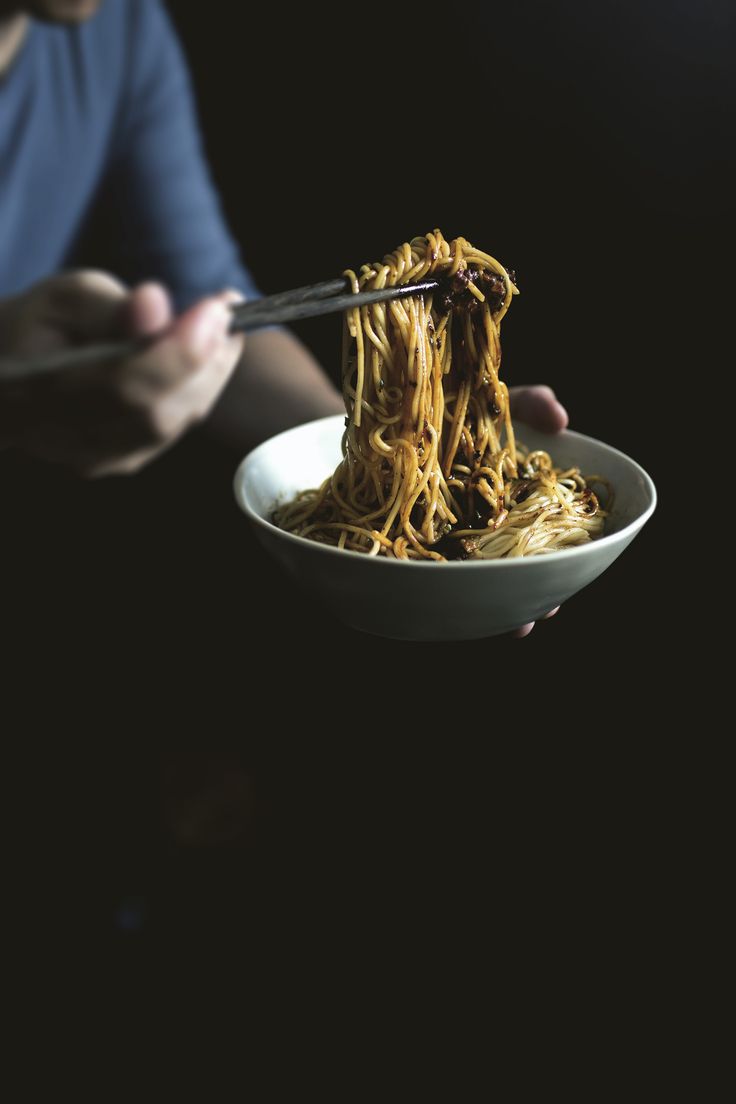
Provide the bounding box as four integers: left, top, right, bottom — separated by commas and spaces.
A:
100, 0, 260, 311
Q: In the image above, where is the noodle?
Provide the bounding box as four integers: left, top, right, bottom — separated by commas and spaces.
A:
274, 231, 609, 560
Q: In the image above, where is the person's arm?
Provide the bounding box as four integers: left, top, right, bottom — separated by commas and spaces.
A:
60, 2, 567, 473
205, 328, 342, 453
203, 329, 570, 457
71, 0, 340, 454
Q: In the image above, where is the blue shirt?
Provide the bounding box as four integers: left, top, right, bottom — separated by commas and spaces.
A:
0, 0, 260, 310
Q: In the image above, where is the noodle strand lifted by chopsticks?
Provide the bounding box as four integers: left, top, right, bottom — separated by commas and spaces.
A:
274, 231, 609, 560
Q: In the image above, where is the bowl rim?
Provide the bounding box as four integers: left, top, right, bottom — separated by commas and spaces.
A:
234, 414, 657, 570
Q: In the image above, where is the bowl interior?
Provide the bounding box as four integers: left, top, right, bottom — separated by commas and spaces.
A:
243, 416, 344, 523
239, 415, 655, 545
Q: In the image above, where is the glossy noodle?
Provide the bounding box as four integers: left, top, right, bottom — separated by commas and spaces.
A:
274, 231, 609, 560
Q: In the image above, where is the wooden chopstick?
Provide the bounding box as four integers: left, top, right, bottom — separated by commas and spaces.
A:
0, 277, 441, 382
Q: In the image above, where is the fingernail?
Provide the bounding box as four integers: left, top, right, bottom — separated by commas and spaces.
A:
222, 289, 246, 307
188, 302, 230, 358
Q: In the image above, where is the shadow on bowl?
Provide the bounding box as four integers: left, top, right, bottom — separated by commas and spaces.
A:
234, 415, 656, 641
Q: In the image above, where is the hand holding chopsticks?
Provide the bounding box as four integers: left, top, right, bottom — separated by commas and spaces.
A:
0, 275, 246, 475
0, 276, 441, 383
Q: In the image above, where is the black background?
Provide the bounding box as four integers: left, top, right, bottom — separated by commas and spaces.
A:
4, 1, 731, 964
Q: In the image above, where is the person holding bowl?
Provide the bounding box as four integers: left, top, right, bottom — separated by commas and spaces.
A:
0, 0, 566, 633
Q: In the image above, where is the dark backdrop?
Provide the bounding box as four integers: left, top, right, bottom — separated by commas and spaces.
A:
174, 0, 730, 453
162, 0, 728, 680
4, 1, 731, 964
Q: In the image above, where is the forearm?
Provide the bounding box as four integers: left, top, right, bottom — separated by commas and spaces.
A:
204, 327, 343, 453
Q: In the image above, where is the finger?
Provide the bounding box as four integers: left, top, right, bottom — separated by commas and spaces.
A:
211, 287, 247, 367
120, 302, 243, 444
150, 337, 244, 435
126, 297, 232, 395
542, 606, 560, 619
129, 286, 245, 360
173, 292, 246, 377
43, 270, 130, 339
509, 385, 569, 432
211, 288, 246, 339
87, 336, 244, 473
125, 283, 174, 337
511, 622, 536, 639
175, 297, 236, 366
216, 288, 247, 309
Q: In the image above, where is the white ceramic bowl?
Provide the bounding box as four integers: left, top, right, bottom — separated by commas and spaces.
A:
234, 415, 656, 640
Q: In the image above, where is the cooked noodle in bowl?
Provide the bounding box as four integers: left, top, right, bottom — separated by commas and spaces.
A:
235, 231, 655, 640
273, 231, 610, 561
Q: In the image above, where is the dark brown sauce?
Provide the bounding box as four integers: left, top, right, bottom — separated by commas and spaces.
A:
436, 264, 513, 316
